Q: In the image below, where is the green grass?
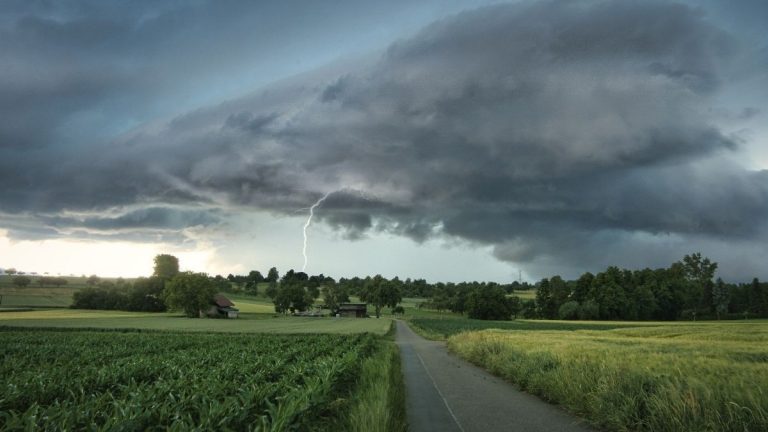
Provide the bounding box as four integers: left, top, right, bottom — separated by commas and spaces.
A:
513, 290, 536, 300
448, 322, 768, 431
347, 325, 407, 432
0, 309, 393, 334
0, 328, 381, 430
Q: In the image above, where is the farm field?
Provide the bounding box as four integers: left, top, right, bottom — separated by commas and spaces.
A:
0, 287, 76, 307
0, 328, 387, 430
409, 317, 650, 339
0, 309, 393, 334
447, 322, 768, 432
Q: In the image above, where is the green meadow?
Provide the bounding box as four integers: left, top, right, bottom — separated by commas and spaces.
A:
446, 322, 768, 431
0, 308, 392, 334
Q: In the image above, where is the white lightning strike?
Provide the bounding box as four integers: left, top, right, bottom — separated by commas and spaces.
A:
302, 192, 331, 272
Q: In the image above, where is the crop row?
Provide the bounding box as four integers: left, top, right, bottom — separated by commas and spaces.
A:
0, 329, 377, 431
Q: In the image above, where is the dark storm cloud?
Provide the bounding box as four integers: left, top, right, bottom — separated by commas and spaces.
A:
2, 0, 768, 278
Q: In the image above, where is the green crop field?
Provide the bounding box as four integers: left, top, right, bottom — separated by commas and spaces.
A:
0, 309, 393, 334
447, 322, 768, 432
0, 287, 76, 308
0, 328, 386, 430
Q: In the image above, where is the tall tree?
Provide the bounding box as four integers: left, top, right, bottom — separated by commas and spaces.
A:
535, 278, 557, 319
681, 252, 717, 312
266, 267, 279, 283
153, 254, 180, 281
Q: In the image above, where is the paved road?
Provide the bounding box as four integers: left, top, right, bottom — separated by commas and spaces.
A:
395, 320, 595, 432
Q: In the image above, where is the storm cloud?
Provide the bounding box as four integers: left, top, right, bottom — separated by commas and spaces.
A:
2, 0, 767, 279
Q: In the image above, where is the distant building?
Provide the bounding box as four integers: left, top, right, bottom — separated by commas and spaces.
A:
205, 294, 239, 319
336, 303, 367, 318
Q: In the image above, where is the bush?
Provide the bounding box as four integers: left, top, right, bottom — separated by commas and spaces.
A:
558, 301, 580, 320
577, 300, 600, 320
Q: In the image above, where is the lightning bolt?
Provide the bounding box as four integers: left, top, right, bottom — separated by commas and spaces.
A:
302, 192, 331, 272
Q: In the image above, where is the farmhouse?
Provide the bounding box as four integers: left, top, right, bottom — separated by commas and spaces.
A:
336, 303, 367, 318
206, 294, 239, 319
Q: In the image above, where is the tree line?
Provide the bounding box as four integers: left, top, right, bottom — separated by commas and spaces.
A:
419, 252, 768, 321
534, 253, 768, 321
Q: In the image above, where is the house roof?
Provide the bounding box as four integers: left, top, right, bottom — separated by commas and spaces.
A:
214, 294, 234, 308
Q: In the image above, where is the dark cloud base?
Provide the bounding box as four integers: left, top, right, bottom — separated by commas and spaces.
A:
2, 0, 767, 280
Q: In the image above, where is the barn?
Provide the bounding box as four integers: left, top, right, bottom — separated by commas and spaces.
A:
205, 294, 240, 319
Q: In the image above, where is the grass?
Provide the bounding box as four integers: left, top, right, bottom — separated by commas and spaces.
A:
447, 322, 768, 431
347, 324, 407, 432
0, 309, 393, 334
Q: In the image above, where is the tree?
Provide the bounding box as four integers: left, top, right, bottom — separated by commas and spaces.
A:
265, 281, 278, 299
127, 277, 167, 312
266, 267, 279, 283
244, 270, 264, 295
322, 280, 349, 312
12, 275, 31, 288
153, 254, 180, 281
681, 252, 717, 312
535, 278, 557, 319
6, 268, 17, 275
86, 275, 101, 286
466, 285, 511, 320
360, 275, 402, 318
749, 278, 768, 316
273, 283, 310, 314
163, 272, 216, 318
712, 278, 730, 320
507, 296, 522, 319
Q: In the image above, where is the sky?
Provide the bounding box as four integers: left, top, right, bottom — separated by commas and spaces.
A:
1, 0, 767, 282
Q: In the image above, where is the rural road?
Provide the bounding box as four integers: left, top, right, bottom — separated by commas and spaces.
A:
395, 320, 594, 432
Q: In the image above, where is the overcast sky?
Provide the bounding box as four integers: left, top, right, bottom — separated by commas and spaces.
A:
1, 0, 767, 282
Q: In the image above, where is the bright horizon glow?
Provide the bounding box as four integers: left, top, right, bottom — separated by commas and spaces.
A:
0, 231, 215, 278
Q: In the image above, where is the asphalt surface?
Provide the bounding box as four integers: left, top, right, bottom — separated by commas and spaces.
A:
395, 320, 595, 432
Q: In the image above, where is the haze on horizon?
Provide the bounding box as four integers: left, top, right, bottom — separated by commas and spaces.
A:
1, 0, 767, 282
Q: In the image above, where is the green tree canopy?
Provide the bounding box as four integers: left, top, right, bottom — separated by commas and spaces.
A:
322, 280, 349, 312
466, 285, 511, 320
360, 275, 402, 318
163, 272, 216, 318
266, 267, 279, 283
12, 275, 31, 288
153, 254, 180, 281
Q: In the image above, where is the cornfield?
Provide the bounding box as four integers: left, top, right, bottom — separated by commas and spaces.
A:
0, 328, 378, 430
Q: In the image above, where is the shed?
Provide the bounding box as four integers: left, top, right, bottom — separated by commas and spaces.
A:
205, 294, 239, 318
337, 303, 367, 318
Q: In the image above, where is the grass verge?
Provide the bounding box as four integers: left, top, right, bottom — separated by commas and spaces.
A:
346, 323, 407, 432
